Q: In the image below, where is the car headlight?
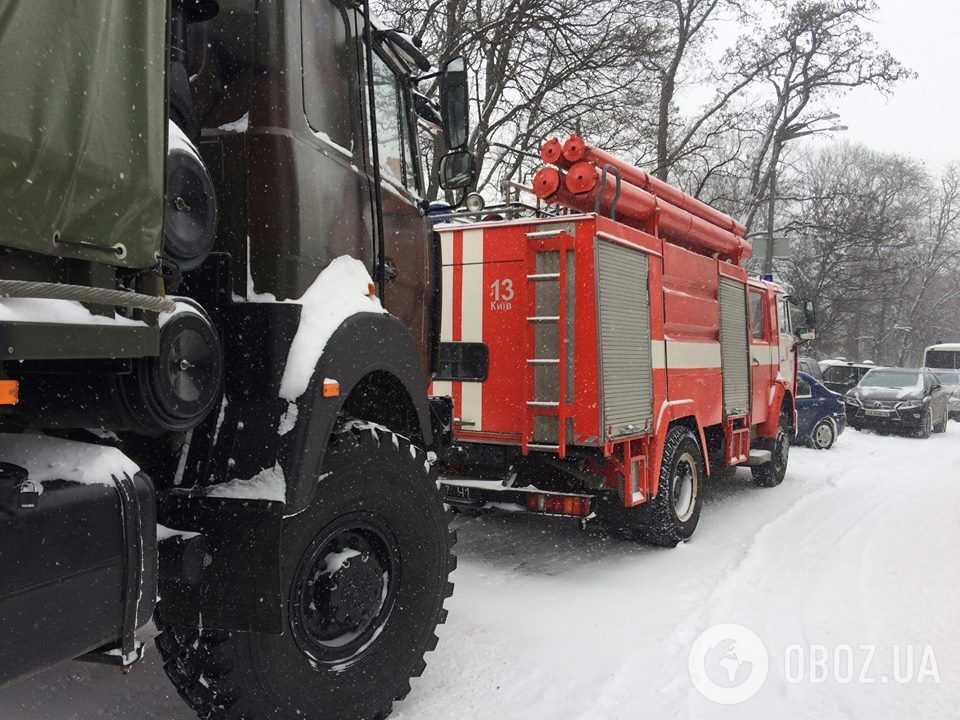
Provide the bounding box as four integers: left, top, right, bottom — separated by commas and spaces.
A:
844, 395, 861, 407
896, 401, 920, 410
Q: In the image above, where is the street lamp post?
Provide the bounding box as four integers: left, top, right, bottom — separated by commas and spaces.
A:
762, 115, 848, 277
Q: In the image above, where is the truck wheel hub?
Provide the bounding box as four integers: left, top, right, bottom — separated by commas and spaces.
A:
290, 516, 399, 662
672, 453, 698, 522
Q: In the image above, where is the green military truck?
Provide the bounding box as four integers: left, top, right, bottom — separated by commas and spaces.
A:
0, 1, 474, 718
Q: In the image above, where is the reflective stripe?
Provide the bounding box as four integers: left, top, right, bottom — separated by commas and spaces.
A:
750, 344, 778, 366
665, 341, 722, 369
460, 230, 484, 430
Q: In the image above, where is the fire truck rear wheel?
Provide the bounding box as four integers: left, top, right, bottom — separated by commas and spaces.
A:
642, 426, 704, 546
751, 419, 790, 487
155, 422, 456, 720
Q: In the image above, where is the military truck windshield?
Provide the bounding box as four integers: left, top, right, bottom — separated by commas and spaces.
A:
369, 51, 419, 192
859, 370, 922, 390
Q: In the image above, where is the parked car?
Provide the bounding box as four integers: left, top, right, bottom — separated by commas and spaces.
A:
820, 360, 877, 395
799, 357, 824, 383
795, 371, 846, 449
930, 368, 960, 420
844, 367, 951, 437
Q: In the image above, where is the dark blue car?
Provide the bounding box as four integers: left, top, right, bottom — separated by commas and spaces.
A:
795, 371, 847, 449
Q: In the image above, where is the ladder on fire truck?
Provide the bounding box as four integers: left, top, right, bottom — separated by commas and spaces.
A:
523, 228, 575, 458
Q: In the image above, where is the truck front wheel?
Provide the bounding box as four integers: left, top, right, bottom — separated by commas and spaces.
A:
156, 422, 456, 720
751, 418, 790, 487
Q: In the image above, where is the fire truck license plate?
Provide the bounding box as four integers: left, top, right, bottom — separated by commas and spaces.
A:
865, 409, 891, 417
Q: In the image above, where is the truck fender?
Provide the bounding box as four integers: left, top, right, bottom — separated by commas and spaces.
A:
279, 312, 432, 515
649, 400, 710, 495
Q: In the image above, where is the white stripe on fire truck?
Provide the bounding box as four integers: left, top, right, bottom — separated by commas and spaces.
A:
662, 341, 722, 369
750, 344, 778, 366
440, 232, 454, 343
652, 340, 666, 369
432, 233, 455, 399
459, 229, 484, 430
654, 341, 779, 369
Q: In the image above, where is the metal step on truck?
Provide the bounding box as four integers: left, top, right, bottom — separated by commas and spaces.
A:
0, 1, 477, 718
433, 135, 816, 546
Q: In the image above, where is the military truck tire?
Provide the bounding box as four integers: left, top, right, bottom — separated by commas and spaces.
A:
156, 422, 456, 720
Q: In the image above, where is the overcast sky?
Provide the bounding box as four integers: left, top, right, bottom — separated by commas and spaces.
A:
815, 0, 960, 171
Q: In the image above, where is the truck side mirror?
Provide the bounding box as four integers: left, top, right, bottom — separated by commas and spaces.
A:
439, 149, 476, 191
440, 56, 469, 150
790, 297, 816, 343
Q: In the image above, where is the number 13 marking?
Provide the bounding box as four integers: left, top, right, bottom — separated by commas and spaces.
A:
490, 278, 514, 302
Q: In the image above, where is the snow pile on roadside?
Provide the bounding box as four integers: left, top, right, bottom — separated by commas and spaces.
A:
278, 256, 386, 402
205, 463, 286, 503
0, 433, 139, 485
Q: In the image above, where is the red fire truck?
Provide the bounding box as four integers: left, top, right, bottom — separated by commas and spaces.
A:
433, 135, 815, 546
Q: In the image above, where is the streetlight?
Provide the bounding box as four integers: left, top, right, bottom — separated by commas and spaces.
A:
763, 115, 848, 277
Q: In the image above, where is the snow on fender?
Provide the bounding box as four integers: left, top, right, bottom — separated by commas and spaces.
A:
277, 256, 387, 433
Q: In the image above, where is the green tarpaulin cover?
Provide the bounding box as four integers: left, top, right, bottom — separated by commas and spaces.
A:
0, 0, 167, 269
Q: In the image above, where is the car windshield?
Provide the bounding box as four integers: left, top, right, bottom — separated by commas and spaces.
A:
933, 369, 960, 385
858, 370, 922, 389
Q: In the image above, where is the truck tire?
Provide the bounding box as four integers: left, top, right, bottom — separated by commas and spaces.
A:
155, 422, 456, 720
599, 426, 704, 548
751, 418, 789, 487
643, 426, 704, 547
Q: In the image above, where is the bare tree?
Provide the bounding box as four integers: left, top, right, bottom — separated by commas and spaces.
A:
629, 0, 774, 183
737, 0, 911, 235
781, 144, 960, 365
378, 0, 655, 200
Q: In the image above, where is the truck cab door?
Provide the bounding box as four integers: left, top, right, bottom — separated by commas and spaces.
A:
776, 296, 796, 388
362, 45, 434, 370
795, 376, 816, 430
748, 287, 773, 426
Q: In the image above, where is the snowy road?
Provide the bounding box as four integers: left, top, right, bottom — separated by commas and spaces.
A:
3, 424, 959, 719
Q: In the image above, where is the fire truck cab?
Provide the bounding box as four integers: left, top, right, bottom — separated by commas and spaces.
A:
434, 138, 815, 546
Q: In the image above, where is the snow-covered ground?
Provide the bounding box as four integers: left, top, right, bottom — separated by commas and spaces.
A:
2, 424, 958, 719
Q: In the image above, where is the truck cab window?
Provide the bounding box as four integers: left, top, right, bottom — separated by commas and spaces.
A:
777, 298, 790, 336
302, 0, 357, 152
368, 51, 418, 192
749, 290, 765, 340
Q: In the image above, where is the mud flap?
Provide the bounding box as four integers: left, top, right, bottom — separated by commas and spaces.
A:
158, 493, 284, 633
